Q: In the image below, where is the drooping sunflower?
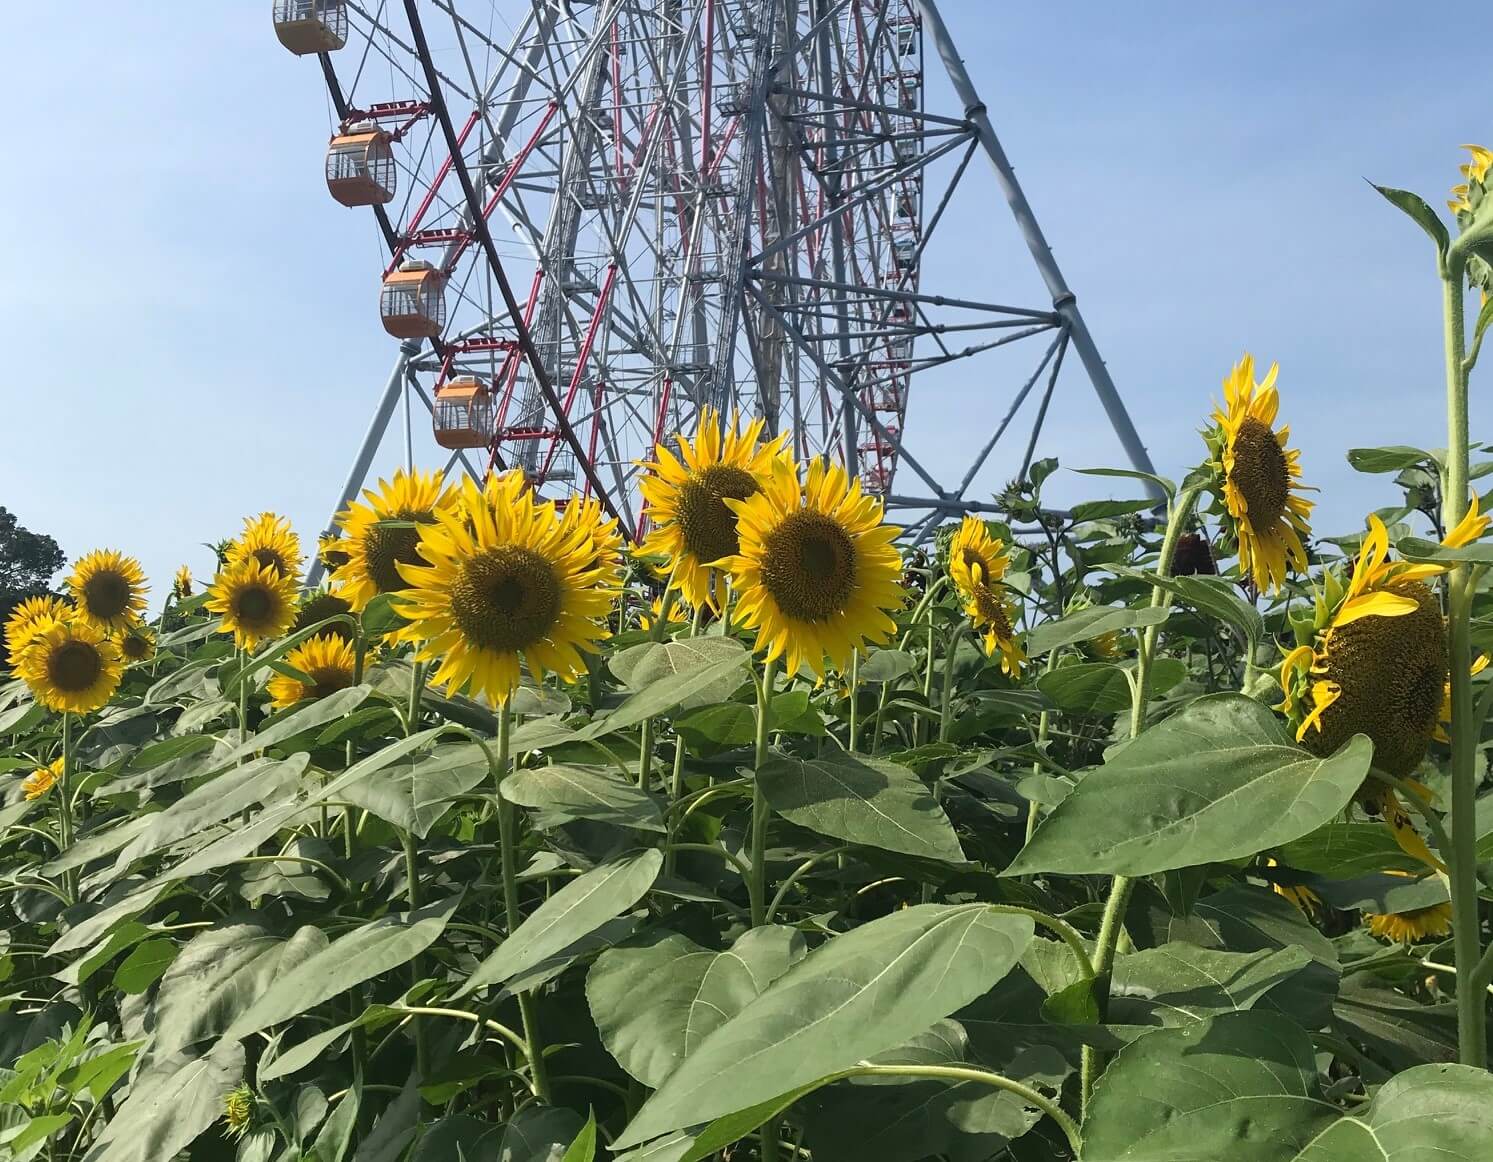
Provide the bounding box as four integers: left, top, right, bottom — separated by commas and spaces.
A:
1448, 144, 1492, 215
206, 560, 299, 651
1264, 858, 1321, 917
16, 620, 124, 714
228, 513, 302, 579
22, 758, 63, 801
67, 549, 148, 632
266, 633, 358, 710
721, 456, 903, 678
947, 515, 1025, 677
393, 470, 621, 704
171, 565, 193, 600
639, 407, 790, 611
118, 625, 156, 664
293, 589, 355, 642
1202, 355, 1313, 594
1363, 871, 1453, 944
332, 469, 457, 612
5, 595, 71, 666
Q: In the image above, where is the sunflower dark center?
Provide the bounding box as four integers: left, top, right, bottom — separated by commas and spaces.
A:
48, 640, 102, 693
295, 593, 354, 641
250, 547, 289, 575
960, 547, 992, 577
1301, 581, 1448, 778
1229, 417, 1290, 529
675, 465, 759, 564
83, 571, 132, 620
973, 583, 1014, 640
759, 512, 857, 622
362, 515, 429, 592
307, 664, 355, 699
121, 634, 150, 660
234, 585, 276, 629
449, 547, 562, 653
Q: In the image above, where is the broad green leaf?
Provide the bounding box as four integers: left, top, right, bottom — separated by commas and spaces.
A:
1333, 980, 1458, 1072
81, 1041, 244, 1162
206, 685, 370, 773
562, 1111, 597, 1162
460, 850, 662, 996
1147, 573, 1264, 647
350, 1076, 420, 1162
1347, 445, 1435, 474
857, 649, 916, 683
673, 702, 757, 751
337, 741, 489, 837
310, 1079, 360, 1162
1025, 605, 1169, 657
151, 923, 330, 1054
1036, 663, 1134, 714
57, 1040, 142, 1103
587, 926, 806, 1086
1277, 821, 1425, 878
609, 638, 750, 707
1108, 943, 1316, 1032
220, 895, 460, 1042
502, 764, 664, 832
1082, 1012, 1335, 1161
1005, 694, 1372, 876
411, 1107, 582, 1162
1372, 184, 1449, 255
1291, 1063, 1493, 1160
581, 652, 750, 738
1074, 465, 1175, 499
1310, 871, 1447, 914
1069, 498, 1152, 522
1397, 535, 1493, 565
614, 904, 1033, 1147
6, 1114, 74, 1156
1184, 885, 1341, 970
756, 752, 965, 862
112, 939, 178, 994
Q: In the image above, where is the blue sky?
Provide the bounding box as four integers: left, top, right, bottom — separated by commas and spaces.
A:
0, 2, 1483, 601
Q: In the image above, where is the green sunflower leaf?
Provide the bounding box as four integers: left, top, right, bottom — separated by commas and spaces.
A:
1372, 182, 1450, 256
1024, 604, 1170, 657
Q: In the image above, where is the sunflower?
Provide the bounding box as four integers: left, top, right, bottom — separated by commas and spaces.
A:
947, 516, 1025, 677
393, 469, 621, 704
266, 633, 358, 710
318, 532, 350, 576
1436, 654, 1491, 743
22, 758, 63, 801
721, 456, 903, 678
118, 625, 156, 664
1202, 355, 1313, 594
5, 595, 71, 666
1448, 144, 1492, 215
293, 590, 355, 642
1264, 858, 1321, 916
332, 469, 457, 612
639, 594, 689, 633
206, 560, 299, 651
16, 620, 124, 714
67, 549, 148, 632
227, 513, 302, 579
171, 566, 193, 600
1364, 872, 1453, 943
223, 1085, 254, 1140
639, 407, 790, 611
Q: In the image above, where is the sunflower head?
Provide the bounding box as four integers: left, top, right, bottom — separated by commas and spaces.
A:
22, 757, 63, 801
332, 469, 457, 612
119, 625, 156, 664
266, 633, 358, 710
1448, 144, 1492, 216
228, 513, 302, 579
947, 515, 1010, 595
16, 619, 124, 715
318, 532, 350, 576
1364, 870, 1452, 943
639, 407, 790, 611
639, 594, 689, 633
1202, 355, 1313, 594
720, 456, 902, 678
393, 469, 621, 705
206, 560, 299, 652
293, 590, 355, 642
1279, 515, 1450, 779
1264, 858, 1321, 917
67, 549, 148, 633
223, 1085, 255, 1139
947, 516, 1024, 676
5, 595, 72, 666
171, 565, 193, 600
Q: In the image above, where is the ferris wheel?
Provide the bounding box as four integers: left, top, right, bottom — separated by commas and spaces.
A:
274, 0, 1160, 579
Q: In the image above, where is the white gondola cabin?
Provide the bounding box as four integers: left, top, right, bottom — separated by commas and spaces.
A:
432, 378, 496, 450
326, 127, 396, 207
273, 0, 348, 56
380, 262, 446, 339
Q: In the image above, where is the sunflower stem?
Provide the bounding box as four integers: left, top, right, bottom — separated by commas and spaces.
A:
663, 735, 688, 878
1081, 483, 1203, 1114
637, 718, 654, 790
58, 713, 77, 905
236, 647, 250, 755
344, 623, 367, 861
1439, 251, 1486, 1067
749, 658, 780, 927
400, 660, 429, 1080
847, 649, 860, 753
494, 700, 552, 1101
937, 623, 969, 744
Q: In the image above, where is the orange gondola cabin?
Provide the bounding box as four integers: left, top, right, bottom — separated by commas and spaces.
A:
326, 125, 396, 207
433, 378, 496, 450
273, 0, 348, 56
380, 262, 446, 339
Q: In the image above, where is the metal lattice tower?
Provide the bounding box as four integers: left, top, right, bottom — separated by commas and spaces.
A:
277, 0, 1160, 581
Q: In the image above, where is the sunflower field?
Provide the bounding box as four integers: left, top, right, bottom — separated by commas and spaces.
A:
5, 153, 1493, 1162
